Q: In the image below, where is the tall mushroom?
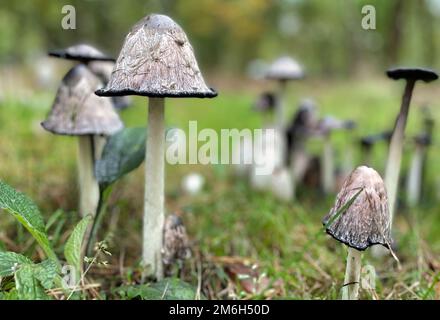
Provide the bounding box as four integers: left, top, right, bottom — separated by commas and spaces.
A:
41, 65, 123, 218
384, 68, 438, 219
323, 166, 392, 300
96, 14, 217, 280
265, 56, 304, 130
49, 43, 131, 111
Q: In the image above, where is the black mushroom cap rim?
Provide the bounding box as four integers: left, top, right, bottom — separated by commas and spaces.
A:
48, 44, 115, 63
95, 87, 218, 98
94, 14, 217, 99
386, 67, 439, 82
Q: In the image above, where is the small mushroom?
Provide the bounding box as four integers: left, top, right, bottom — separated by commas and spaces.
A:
406, 108, 434, 207
359, 131, 392, 166
96, 14, 217, 280
49, 43, 131, 111
41, 65, 123, 218
384, 67, 438, 219
162, 213, 191, 276
323, 166, 392, 300
315, 116, 356, 194
265, 56, 304, 129
285, 98, 318, 183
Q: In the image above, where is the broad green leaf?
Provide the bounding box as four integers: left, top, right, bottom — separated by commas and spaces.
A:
14, 264, 51, 300
64, 215, 92, 275
115, 278, 201, 300
95, 127, 146, 190
34, 259, 59, 290
0, 180, 58, 263
0, 251, 32, 277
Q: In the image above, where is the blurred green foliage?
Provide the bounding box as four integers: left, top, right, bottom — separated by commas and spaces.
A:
1, 0, 440, 75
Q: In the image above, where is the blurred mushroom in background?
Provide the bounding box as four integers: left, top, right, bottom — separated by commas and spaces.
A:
41, 64, 123, 218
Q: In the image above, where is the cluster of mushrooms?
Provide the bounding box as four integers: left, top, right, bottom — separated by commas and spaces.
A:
40, 12, 438, 298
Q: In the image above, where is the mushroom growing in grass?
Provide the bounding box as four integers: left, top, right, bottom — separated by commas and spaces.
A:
316, 116, 356, 194
384, 68, 438, 220
266, 56, 304, 131
41, 65, 123, 218
323, 166, 392, 300
96, 14, 217, 280
285, 98, 318, 183
406, 133, 432, 207
359, 131, 392, 166
49, 43, 131, 111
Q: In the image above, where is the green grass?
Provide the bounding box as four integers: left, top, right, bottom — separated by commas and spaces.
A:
0, 76, 440, 299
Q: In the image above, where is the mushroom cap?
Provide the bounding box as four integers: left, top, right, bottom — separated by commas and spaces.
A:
360, 131, 392, 147
88, 61, 132, 110
96, 14, 217, 98
41, 64, 124, 136
386, 67, 438, 83
265, 56, 304, 81
322, 166, 392, 251
414, 133, 432, 146
48, 44, 115, 63
315, 116, 356, 136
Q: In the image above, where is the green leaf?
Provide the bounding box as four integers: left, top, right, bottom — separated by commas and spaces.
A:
0, 180, 58, 263
14, 264, 51, 300
34, 259, 58, 290
115, 278, 201, 300
95, 127, 146, 190
0, 251, 32, 277
64, 215, 92, 275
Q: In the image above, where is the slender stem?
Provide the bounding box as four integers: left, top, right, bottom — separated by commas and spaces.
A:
385, 80, 415, 222
77, 135, 100, 218
406, 144, 425, 207
342, 247, 362, 300
322, 135, 334, 194
142, 98, 165, 280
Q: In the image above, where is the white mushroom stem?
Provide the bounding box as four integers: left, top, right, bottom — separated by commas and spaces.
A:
142, 98, 165, 280
342, 247, 362, 300
322, 134, 335, 194
276, 80, 287, 131
77, 135, 100, 218
406, 143, 425, 207
385, 80, 415, 221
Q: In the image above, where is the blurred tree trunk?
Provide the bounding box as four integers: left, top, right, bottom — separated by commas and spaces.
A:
386, 0, 405, 64
418, 0, 436, 65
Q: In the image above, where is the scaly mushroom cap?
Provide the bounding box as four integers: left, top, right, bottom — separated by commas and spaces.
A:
386, 67, 438, 83
96, 14, 217, 98
42, 64, 124, 136
48, 44, 115, 63
322, 166, 392, 250
266, 56, 304, 81
88, 61, 132, 110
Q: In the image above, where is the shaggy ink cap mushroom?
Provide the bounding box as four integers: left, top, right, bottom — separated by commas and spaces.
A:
48, 44, 115, 63
386, 67, 438, 82
88, 61, 131, 110
265, 56, 304, 81
41, 64, 124, 136
322, 166, 392, 251
95, 14, 217, 98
